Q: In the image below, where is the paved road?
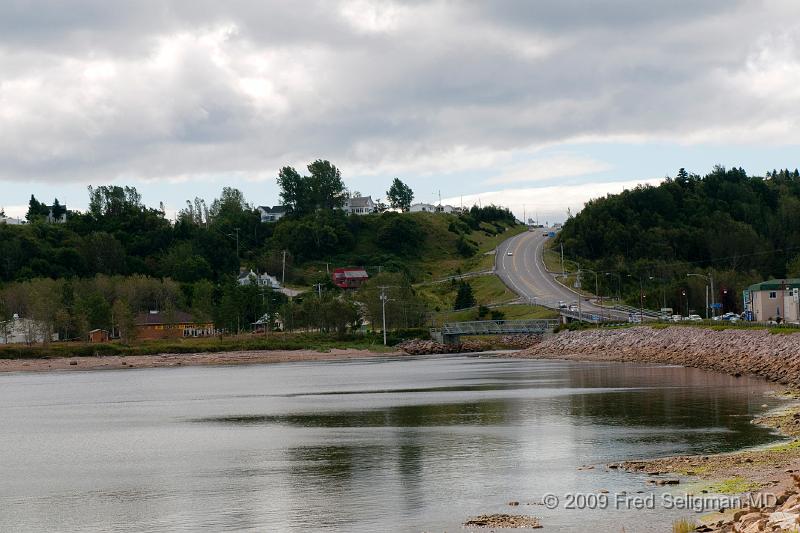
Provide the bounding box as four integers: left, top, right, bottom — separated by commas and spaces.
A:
495, 229, 625, 321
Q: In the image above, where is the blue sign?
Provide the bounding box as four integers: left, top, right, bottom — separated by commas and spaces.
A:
745, 310, 754, 321
710, 303, 722, 309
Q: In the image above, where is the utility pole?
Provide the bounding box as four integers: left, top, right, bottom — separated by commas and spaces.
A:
233, 228, 240, 259
709, 271, 716, 318
560, 243, 565, 277
576, 268, 582, 322
379, 286, 389, 346
281, 250, 287, 285
314, 283, 323, 299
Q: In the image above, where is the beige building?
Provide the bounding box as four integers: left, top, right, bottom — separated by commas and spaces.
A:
745, 279, 800, 323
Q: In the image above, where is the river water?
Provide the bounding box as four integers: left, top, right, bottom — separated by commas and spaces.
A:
0, 355, 786, 532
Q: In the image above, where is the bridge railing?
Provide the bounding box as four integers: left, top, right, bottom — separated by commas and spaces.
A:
439, 319, 559, 336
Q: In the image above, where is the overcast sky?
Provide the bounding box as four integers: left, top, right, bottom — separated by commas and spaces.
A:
2, 0, 800, 222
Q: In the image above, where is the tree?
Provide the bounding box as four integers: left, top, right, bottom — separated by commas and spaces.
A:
307, 159, 347, 210
356, 273, 427, 330
277, 166, 309, 214
277, 160, 347, 215
25, 195, 49, 222
454, 281, 475, 310
375, 214, 425, 255
386, 178, 414, 211
112, 298, 136, 342
51, 198, 66, 220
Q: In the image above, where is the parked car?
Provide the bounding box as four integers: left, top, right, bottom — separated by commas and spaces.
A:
671, 315, 683, 322
628, 314, 642, 323
687, 314, 702, 322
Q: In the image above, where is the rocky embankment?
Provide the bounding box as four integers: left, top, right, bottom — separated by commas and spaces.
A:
398, 334, 542, 355
515, 326, 800, 386
702, 476, 800, 532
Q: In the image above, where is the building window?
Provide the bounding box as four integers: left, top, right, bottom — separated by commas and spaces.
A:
769, 291, 777, 299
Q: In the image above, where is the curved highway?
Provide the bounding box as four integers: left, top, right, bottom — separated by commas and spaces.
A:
495, 229, 626, 321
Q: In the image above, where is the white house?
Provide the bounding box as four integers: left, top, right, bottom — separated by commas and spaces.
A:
437, 204, 458, 213
344, 196, 375, 215
237, 270, 282, 289
257, 205, 287, 223
0, 215, 25, 225
0, 315, 59, 344
46, 205, 67, 224
410, 203, 437, 213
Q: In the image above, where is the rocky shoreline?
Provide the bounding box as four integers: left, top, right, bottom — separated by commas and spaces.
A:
514, 326, 800, 386
397, 334, 542, 355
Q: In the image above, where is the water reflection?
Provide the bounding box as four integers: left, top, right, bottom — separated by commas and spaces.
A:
0, 356, 785, 532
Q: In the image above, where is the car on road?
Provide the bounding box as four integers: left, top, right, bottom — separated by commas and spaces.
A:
507, 251, 513, 256
558, 301, 567, 309
542, 232, 549, 236
568, 304, 578, 312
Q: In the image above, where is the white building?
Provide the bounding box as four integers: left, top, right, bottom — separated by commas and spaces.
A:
344, 196, 375, 215
0, 315, 59, 344
410, 203, 436, 213
257, 205, 287, 223
237, 270, 282, 289
0, 215, 25, 225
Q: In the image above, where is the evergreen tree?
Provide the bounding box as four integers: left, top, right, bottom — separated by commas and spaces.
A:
454, 281, 475, 310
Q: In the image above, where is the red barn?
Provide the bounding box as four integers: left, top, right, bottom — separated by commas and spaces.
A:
332, 268, 369, 289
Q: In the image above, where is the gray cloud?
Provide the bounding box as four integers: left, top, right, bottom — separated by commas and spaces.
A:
0, 0, 799, 184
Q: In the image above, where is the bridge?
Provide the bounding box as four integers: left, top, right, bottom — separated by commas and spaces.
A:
431, 319, 560, 345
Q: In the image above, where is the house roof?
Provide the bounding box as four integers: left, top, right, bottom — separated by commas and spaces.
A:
258, 205, 286, 213
135, 310, 198, 325
347, 196, 373, 208
335, 269, 368, 278
747, 279, 800, 291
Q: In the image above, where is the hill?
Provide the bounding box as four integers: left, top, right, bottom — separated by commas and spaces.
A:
556, 166, 800, 313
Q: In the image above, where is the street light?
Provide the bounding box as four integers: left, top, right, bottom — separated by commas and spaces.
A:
605, 272, 622, 302
627, 274, 646, 324
580, 267, 601, 324
687, 272, 715, 319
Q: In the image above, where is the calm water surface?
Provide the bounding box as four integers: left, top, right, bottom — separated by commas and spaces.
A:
0, 355, 786, 532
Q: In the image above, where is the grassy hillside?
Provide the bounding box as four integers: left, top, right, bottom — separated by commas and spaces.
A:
293, 212, 525, 286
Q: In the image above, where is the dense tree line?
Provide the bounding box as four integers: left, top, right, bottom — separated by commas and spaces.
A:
1, 160, 518, 341
557, 166, 800, 313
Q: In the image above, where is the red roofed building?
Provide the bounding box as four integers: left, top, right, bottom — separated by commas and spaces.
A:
332, 268, 369, 289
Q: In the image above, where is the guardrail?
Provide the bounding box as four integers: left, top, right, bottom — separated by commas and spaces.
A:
431, 319, 560, 343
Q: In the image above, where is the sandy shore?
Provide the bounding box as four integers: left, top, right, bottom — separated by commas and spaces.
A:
0, 348, 404, 373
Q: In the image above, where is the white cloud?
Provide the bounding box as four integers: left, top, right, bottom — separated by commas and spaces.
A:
444, 178, 663, 222
0, 0, 799, 196
484, 154, 611, 185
